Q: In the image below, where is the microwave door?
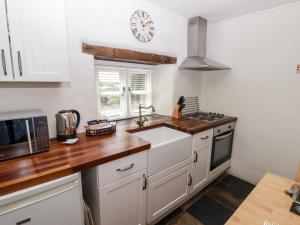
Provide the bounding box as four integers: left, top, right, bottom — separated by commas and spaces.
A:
0, 119, 34, 160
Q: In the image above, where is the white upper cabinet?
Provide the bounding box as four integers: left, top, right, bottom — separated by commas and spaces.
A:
5, 0, 69, 82
0, 0, 13, 81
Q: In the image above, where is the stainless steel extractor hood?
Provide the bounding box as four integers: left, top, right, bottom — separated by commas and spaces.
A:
180, 17, 230, 71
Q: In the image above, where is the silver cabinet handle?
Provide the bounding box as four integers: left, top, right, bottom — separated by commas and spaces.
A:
16, 218, 31, 225
1, 49, 7, 75
116, 163, 134, 172
201, 136, 209, 140
188, 174, 192, 186
194, 151, 198, 163
143, 174, 147, 190
17, 51, 23, 76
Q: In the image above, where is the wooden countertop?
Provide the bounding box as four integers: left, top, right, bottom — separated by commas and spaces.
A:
225, 173, 300, 225
0, 115, 237, 196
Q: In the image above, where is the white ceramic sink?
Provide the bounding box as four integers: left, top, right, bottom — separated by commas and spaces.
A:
133, 126, 192, 176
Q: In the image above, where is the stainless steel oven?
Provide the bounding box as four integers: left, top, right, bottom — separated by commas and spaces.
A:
210, 122, 235, 171
0, 110, 50, 161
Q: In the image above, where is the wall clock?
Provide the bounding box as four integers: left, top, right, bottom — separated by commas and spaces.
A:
130, 10, 154, 42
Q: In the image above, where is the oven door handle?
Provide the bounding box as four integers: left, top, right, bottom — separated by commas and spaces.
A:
215, 131, 233, 140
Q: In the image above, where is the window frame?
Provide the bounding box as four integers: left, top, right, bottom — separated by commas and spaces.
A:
95, 63, 153, 121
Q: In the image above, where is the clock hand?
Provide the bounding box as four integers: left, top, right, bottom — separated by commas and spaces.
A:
139, 19, 145, 28
141, 21, 146, 28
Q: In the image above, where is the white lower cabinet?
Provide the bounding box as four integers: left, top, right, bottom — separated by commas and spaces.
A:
190, 129, 213, 195
82, 151, 148, 225
0, 173, 84, 225
147, 164, 192, 224
190, 146, 211, 194
99, 170, 147, 225
82, 129, 222, 225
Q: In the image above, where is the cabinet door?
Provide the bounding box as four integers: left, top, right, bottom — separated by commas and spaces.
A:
0, 0, 13, 81
99, 170, 147, 225
6, 0, 69, 82
147, 165, 192, 224
0, 181, 83, 225
190, 146, 211, 194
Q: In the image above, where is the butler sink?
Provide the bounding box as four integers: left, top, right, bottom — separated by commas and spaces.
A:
133, 126, 192, 176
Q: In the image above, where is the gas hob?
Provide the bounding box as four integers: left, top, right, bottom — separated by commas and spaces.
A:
183, 112, 229, 123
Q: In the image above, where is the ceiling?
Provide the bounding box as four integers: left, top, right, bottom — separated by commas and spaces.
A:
145, 0, 300, 21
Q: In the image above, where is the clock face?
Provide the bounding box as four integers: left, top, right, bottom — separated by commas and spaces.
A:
130, 10, 154, 42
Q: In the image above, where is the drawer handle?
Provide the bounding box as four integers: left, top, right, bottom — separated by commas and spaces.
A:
201, 136, 209, 140
193, 151, 198, 163
16, 218, 31, 225
116, 163, 134, 172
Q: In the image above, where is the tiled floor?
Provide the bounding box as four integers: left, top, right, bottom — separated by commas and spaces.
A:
155, 173, 255, 225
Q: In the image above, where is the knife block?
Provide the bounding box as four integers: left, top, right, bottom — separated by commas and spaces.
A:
172, 104, 181, 119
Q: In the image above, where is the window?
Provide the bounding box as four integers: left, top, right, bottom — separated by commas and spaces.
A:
96, 65, 152, 119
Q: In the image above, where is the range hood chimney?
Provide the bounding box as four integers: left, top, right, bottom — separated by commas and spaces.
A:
180, 17, 230, 71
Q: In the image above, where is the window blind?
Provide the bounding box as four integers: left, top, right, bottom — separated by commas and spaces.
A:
96, 66, 152, 119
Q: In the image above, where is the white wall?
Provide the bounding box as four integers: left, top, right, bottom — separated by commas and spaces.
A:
202, 2, 300, 184
0, 0, 202, 137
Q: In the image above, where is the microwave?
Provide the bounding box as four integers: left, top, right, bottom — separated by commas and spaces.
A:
0, 110, 50, 161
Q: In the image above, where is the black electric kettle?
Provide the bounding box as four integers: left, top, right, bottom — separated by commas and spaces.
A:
55, 110, 80, 141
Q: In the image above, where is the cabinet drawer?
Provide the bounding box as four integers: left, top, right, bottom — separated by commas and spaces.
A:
193, 129, 213, 150
98, 151, 147, 186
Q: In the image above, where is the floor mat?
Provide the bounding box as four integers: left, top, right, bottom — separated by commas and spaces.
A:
215, 175, 255, 200
187, 196, 233, 225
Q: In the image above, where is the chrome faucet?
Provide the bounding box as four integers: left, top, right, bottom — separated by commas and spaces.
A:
136, 104, 155, 127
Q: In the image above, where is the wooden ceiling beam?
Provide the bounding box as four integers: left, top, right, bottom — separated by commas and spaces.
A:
82, 43, 177, 65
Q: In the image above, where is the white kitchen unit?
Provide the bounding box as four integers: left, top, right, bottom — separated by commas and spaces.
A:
82, 127, 230, 225
132, 127, 193, 224
0, 0, 13, 81
147, 159, 192, 224
0, 173, 84, 225
0, 0, 69, 82
82, 151, 148, 225
190, 129, 213, 195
